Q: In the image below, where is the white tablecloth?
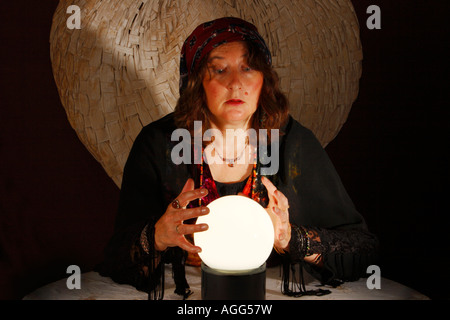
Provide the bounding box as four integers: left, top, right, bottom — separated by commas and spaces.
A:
24, 265, 428, 300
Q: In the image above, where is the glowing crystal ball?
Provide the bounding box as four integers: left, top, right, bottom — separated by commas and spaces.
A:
194, 195, 274, 271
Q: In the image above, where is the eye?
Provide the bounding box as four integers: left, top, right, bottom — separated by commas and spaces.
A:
208, 65, 226, 75
242, 66, 252, 72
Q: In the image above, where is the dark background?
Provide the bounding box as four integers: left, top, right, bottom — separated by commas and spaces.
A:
0, 1, 448, 300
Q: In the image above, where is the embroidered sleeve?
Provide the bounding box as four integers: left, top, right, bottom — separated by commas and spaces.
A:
279, 224, 379, 297
288, 225, 378, 263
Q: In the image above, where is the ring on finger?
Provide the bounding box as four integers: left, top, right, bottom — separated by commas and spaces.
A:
172, 199, 181, 209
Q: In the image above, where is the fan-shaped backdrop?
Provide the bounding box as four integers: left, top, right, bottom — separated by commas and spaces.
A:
50, 0, 362, 187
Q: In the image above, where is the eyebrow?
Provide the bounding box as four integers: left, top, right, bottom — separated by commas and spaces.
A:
207, 56, 224, 63
207, 53, 249, 63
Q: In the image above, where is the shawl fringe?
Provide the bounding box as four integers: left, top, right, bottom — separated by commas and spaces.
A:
281, 256, 332, 297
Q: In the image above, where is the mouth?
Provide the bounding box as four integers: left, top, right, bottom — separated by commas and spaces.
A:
225, 99, 244, 105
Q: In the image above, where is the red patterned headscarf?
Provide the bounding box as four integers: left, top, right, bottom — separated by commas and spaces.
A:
179, 17, 272, 94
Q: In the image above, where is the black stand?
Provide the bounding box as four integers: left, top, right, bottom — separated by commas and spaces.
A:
201, 262, 266, 300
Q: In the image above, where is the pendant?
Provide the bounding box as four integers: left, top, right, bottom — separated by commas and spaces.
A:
228, 163, 234, 168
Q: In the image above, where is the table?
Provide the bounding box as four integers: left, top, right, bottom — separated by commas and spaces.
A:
24, 265, 428, 300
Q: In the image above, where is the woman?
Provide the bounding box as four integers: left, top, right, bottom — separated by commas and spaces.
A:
97, 17, 378, 299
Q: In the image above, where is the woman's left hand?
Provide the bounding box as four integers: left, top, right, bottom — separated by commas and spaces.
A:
261, 176, 291, 252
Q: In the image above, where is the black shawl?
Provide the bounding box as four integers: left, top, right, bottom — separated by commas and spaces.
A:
96, 113, 379, 299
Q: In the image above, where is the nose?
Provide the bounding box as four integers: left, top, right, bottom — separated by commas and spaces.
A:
227, 69, 242, 91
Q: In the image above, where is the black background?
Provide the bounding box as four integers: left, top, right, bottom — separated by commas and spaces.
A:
0, 1, 448, 300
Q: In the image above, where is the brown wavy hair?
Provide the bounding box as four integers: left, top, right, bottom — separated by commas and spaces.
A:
174, 41, 289, 141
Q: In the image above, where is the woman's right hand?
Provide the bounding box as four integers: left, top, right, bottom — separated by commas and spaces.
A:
154, 178, 209, 254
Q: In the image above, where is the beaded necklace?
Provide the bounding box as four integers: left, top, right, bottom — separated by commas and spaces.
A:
212, 139, 249, 167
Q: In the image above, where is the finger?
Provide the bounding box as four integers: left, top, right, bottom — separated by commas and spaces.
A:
176, 179, 195, 207
261, 176, 277, 196
261, 176, 281, 207
272, 210, 290, 244
177, 237, 202, 253
177, 187, 208, 208
180, 206, 210, 222
176, 223, 209, 235
180, 178, 195, 194
273, 190, 290, 211
273, 206, 290, 224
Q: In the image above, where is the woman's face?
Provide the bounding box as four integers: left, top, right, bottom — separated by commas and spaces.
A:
202, 41, 263, 129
